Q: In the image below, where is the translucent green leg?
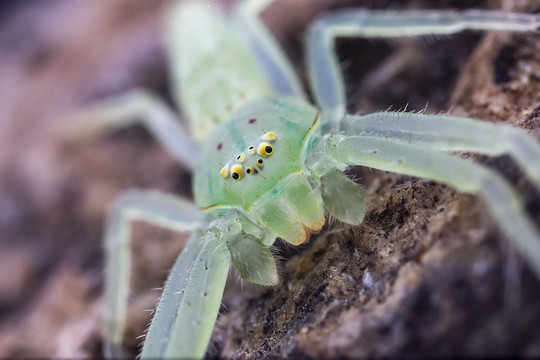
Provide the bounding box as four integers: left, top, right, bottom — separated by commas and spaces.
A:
143, 209, 277, 358
141, 228, 230, 359
325, 134, 540, 277
306, 9, 540, 118
103, 190, 202, 358
65, 89, 198, 170
235, 0, 306, 98
138, 230, 204, 358
343, 112, 540, 188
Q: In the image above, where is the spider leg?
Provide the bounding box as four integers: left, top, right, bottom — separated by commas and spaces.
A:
344, 112, 540, 188
235, 0, 305, 98
324, 133, 540, 277
103, 190, 202, 358
64, 89, 198, 170
306, 9, 539, 118
143, 228, 230, 359
144, 207, 281, 357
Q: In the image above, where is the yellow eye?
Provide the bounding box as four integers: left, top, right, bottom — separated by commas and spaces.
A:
256, 158, 264, 168
246, 166, 256, 175
220, 164, 230, 179
261, 132, 277, 141
236, 154, 246, 163
230, 164, 244, 180
257, 142, 273, 157
247, 146, 255, 155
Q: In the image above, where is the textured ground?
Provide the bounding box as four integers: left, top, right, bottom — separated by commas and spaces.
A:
0, 0, 539, 358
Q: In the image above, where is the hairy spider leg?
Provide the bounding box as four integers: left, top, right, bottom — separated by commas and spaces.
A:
305, 9, 540, 277
103, 190, 208, 358
138, 231, 204, 358
141, 207, 279, 358
345, 112, 540, 189
235, 0, 305, 98
307, 9, 540, 120
65, 90, 198, 170
142, 227, 230, 358
324, 134, 540, 276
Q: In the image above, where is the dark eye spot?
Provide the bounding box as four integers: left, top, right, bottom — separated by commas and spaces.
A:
249, 118, 257, 124
217, 143, 223, 151
257, 142, 273, 157
246, 168, 251, 174
230, 164, 244, 180
236, 154, 246, 163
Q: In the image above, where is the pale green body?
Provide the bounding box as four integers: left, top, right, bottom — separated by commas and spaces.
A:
194, 98, 317, 210
166, 2, 273, 141
194, 98, 327, 244
174, 2, 331, 245
68, 1, 540, 358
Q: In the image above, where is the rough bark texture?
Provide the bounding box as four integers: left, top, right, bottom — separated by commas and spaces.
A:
0, 0, 538, 358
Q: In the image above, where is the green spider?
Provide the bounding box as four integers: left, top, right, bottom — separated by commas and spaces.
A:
69, 0, 540, 358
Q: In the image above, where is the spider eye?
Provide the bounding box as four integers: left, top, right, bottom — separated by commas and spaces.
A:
220, 164, 230, 179
236, 154, 246, 163
256, 158, 264, 168
257, 142, 273, 157
261, 132, 277, 141
246, 166, 255, 175
230, 164, 244, 180
247, 146, 255, 155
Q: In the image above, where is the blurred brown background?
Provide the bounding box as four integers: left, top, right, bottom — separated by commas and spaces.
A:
0, 0, 539, 358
